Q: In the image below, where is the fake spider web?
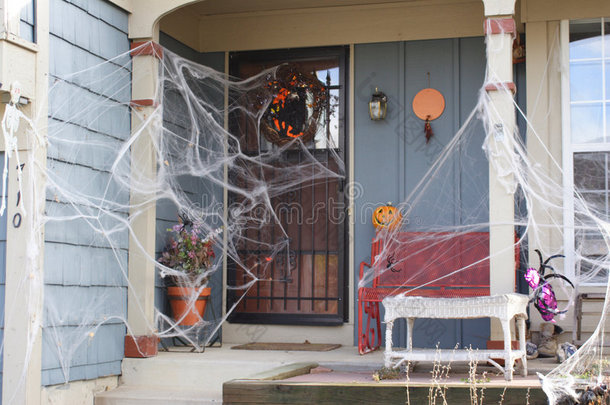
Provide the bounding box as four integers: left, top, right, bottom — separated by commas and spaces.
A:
361, 27, 610, 404
1, 31, 609, 404
35, 43, 345, 385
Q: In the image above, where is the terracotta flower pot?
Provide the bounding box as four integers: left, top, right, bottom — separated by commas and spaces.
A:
167, 286, 211, 326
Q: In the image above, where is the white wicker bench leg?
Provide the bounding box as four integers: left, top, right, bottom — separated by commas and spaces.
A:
406, 318, 414, 350
384, 319, 394, 368
517, 315, 527, 377
501, 318, 513, 380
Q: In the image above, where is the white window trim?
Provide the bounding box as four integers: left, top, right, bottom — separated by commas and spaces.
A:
561, 18, 610, 286
561, 19, 575, 282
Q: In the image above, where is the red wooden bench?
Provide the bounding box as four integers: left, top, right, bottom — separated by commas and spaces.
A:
358, 232, 493, 354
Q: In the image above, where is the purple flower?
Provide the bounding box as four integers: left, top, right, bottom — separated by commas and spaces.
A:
524, 267, 540, 289
159, 223, 219, 284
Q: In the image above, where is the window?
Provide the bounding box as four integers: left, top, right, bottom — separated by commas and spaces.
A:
19, 0, 36, 43
564, 18, 610, 284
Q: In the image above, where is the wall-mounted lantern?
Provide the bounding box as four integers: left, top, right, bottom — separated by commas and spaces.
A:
368, 88, 387, 121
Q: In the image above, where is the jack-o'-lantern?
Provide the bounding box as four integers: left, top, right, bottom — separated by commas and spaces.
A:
372, 202, 402, 230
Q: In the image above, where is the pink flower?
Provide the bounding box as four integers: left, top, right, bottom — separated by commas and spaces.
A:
188, 251, 195, 259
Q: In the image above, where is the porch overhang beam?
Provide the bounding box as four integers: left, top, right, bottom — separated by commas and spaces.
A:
128, 0, 201, 41
482, 0, 517, 16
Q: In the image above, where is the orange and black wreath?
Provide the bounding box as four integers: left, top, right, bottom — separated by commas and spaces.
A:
259, 64, 327, 146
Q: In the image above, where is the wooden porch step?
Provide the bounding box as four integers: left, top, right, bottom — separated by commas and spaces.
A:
223, 379, 548, 404
95, 386, 218, 404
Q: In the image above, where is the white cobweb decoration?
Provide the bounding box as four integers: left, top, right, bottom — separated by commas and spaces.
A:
356, 28, 610, 405
39, 42, 345, 384
3, 31, 609, 403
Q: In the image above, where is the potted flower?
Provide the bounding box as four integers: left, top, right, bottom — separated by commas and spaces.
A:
158, 219, 219, 326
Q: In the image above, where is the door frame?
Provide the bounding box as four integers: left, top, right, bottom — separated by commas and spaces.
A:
226, 45, 350, 326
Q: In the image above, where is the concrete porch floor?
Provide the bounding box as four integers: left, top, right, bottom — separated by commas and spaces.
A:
95, 344, 558, 404
96, 344, 383, 404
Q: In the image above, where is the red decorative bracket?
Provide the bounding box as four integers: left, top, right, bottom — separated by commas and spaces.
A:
484, 18, 516, 36
125, 335, 159, 358
484, 81, 517, 94
130, 99, 159, 108
130, 41, 163, 59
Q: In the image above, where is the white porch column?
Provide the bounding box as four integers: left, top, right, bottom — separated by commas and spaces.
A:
121, 0, 203, 358
125, 38, 162, 357
0, 0, 48, 403
482, 0, 518, 340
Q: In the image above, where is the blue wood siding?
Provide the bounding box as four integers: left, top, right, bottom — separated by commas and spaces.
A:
156, 33, 225, 344
19, 0, 35, 42
0, 153, 6, 402
354, 38, 490, 349
44, 0, 129, 386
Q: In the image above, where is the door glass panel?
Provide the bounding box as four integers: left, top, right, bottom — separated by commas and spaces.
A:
315, 88, 340, 149
228, 48, 347, 324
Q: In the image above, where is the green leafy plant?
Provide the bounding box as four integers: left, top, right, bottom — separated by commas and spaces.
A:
572, 359, 610, 381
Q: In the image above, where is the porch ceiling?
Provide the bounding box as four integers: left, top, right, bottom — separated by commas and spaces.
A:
160, 0, 485, 53
188, 0, 419, 16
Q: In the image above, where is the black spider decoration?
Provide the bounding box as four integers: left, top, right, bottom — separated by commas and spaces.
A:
386, 253, 402, 273
178, 213, 193, 228
524, 249, 574, 322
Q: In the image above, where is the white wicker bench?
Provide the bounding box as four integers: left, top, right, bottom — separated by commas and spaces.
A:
383, 293, 529, 380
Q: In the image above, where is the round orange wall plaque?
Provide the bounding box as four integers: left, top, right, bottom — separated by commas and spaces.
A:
412, 88, 445, 121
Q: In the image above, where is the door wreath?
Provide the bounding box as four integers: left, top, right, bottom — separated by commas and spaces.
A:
258, 64, 327, 146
